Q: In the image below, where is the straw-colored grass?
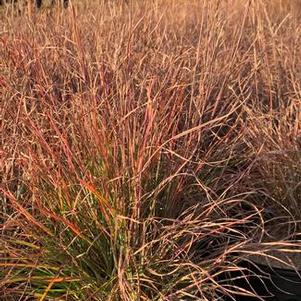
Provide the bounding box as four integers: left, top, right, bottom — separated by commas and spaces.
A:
1, 0, 301, 300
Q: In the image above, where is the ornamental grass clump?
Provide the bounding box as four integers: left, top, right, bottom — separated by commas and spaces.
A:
244, 104, 301, 233
1, 0, 301, 300
240, 0, 301, 233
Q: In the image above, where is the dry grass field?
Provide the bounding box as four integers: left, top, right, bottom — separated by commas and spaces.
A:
0, 0, 301, 300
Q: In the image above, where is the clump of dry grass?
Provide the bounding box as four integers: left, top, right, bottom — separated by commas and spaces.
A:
1, 0, 301, 300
